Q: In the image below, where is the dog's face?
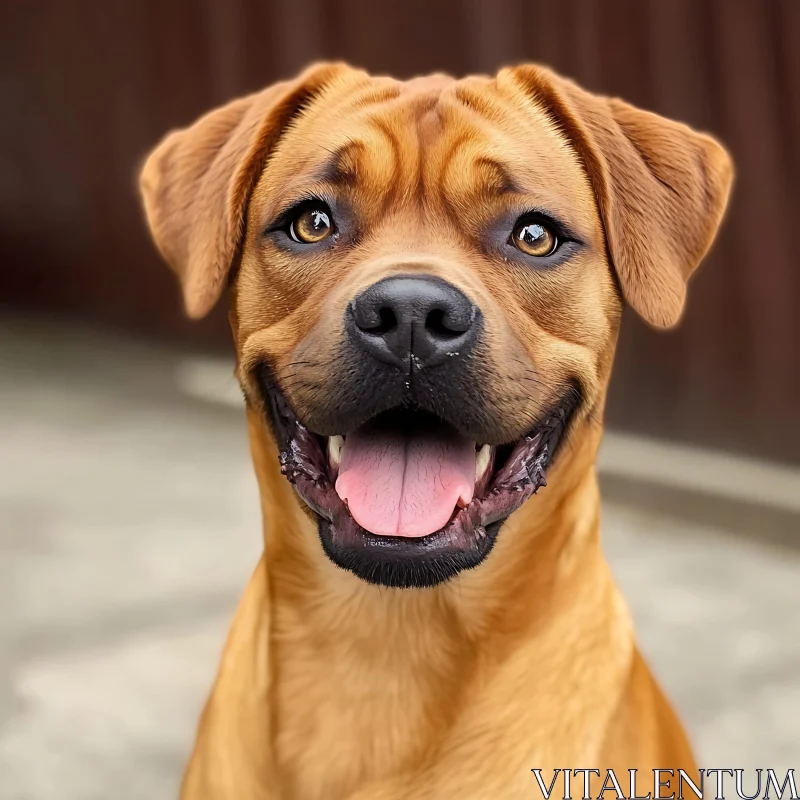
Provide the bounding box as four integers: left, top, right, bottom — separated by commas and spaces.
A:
141, 63, 732, 589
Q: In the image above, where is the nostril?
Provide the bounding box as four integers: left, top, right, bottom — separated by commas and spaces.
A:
425, 309, 462, 340
358, 305, 397, 335
425, 307, 473, 340
375, 307, 397, 335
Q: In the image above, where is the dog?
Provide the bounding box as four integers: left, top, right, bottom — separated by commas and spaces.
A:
140, 62, 732, 800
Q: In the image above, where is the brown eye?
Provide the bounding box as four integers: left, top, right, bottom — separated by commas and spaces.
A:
511, 219, 558, 257
289, 204, 333, 243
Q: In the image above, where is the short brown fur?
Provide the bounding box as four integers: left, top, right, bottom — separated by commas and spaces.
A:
140, 62, 732, 799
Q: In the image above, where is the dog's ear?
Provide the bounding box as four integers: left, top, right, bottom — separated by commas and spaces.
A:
502, 66, 734, 328
139, 62, 355, 319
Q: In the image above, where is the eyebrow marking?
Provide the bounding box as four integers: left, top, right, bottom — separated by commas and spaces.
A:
315, 141, 365, 188
473, 157, 524, 197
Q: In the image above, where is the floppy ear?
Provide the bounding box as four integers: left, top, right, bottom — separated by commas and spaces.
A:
503, 66, 734, 328
139, 62, 354, 319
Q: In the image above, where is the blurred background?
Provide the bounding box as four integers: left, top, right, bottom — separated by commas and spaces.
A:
1, 1, 798, 798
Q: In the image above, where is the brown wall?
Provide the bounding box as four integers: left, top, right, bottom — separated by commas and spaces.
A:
2, 0, 798, 463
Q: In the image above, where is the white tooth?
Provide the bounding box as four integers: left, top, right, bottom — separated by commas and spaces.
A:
328, 435, 344, 467
475, 444, 492, 482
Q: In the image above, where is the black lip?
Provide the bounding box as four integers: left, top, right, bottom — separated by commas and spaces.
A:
318, 517, 504, 588
258, 365, 581, 588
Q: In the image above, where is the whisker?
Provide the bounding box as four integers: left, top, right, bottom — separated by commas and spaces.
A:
275, 360, 321, 376
280, 380, 323, 394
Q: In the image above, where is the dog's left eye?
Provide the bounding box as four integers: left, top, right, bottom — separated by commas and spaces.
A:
510, 218, 558, 257
288, 203, 334, 243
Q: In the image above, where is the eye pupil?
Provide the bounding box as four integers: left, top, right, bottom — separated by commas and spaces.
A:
290, 204, 333, 243
512, 218, 557, 257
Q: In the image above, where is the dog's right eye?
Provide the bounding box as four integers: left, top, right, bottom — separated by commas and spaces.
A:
288, 203, 334, 244
510, 218, 558, 257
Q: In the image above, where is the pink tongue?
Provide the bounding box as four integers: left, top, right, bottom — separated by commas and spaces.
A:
335, 422, 476, 537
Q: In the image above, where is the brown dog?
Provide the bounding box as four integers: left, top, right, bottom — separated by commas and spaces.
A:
140, 62, 732, 800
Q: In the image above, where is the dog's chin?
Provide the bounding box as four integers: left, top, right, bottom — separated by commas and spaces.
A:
264, 386, 580, 589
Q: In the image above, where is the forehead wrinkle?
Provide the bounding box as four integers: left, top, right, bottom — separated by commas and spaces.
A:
260, 112, 405, 220
450, 80, 516, 127
362, 92, 450, 214
411, 90, 447, 207
468, 104, 596, 222
449, 75, 590, 186
322, 77, 402, 119
359, 84, 468, 214
258, 76, 399, 185
365, 114, 403, 213
436, 123, 518, 214
428, 130, 474, 219
432, 128, 596, 241
425, 91, 525, 205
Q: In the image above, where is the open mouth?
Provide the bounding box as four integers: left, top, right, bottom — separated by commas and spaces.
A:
265, 382, 579, 588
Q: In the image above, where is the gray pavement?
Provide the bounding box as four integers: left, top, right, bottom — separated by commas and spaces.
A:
1, 316, 798, 799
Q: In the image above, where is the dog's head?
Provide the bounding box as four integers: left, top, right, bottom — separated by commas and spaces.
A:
141, 63, 732, 589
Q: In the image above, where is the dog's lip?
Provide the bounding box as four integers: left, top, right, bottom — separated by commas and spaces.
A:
268, 384, 578, 550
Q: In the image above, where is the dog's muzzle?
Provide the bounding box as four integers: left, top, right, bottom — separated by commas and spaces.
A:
257, 275, 580, 588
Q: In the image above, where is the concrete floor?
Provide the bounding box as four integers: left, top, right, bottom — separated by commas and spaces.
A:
1, 316, 798, 799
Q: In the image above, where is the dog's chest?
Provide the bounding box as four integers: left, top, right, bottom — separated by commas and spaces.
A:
269, 598, 465, 800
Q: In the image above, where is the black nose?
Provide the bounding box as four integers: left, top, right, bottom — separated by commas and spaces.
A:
348, 275, 480, 369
